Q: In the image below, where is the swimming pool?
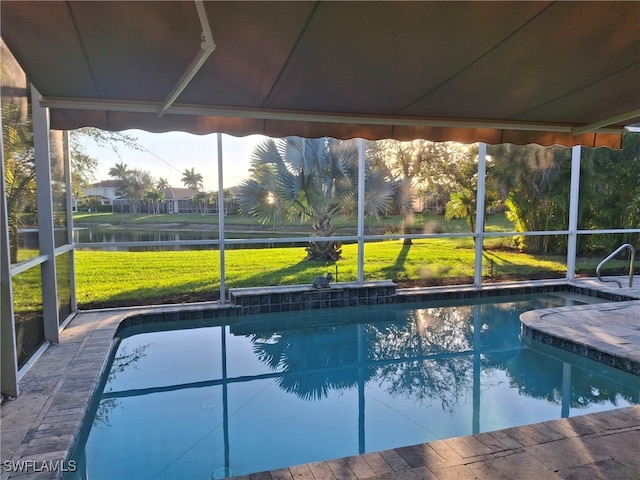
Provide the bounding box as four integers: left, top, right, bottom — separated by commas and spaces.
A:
65, 292, 640, 479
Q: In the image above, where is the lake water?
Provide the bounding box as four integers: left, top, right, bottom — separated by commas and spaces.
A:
76, 227, 312, 250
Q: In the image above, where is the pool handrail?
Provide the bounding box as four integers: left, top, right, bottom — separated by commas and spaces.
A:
596, 243, 636, 288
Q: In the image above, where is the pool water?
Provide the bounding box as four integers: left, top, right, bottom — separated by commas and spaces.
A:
66, 293, 640, 479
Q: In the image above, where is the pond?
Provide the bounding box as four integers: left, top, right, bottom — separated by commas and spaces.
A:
18, 227, 311, 251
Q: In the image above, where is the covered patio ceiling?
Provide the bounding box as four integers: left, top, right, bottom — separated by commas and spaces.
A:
2, 1, 639, 148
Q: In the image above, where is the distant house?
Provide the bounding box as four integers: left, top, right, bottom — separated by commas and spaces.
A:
83, 180, 121, 210
413, 192, 445, 214
81, 183, 205, 214
163, 187, 199, 214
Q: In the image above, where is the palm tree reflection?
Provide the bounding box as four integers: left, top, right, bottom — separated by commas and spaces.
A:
94, 344, 151, 427
248, 301, 638, 410
250, 305, 479, 405
252, 325, 374, 401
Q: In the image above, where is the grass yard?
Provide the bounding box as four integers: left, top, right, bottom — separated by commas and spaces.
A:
74, 238, 572, 308
12, 215, 633, 309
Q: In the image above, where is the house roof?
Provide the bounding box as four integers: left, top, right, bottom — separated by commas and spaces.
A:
2, 1, 639, 148
85, 194, 110, 200
89, 180, 120, 188
163, 187, 199, 200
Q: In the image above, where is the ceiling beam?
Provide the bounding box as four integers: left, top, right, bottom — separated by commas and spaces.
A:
40, 95, 627, 135
571, 108, 640, 135
157, 0, 216, 116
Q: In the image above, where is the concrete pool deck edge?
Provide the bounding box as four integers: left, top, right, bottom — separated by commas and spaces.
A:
2, 278, 639, 479
521, 300, 640, 376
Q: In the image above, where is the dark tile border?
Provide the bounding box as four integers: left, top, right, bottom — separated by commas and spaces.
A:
520, 298, 640, 376
395, 283, 635, 303
229, 281, 398, 315
114, 281, 635, 338
522, 326, 640, 376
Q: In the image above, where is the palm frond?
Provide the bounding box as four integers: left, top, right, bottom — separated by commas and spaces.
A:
363, 167, 398, 218
235, 179, 285, 225
250, 138, 283, 168
281, 137, 305, 173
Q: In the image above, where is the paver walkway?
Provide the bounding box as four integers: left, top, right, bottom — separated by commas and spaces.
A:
243, 406, 639, 480
2, 279, 639, 480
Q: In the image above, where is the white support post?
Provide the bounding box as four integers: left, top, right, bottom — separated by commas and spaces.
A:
357, 139, 366, 284
473, 143, 487, 287
217, 133, 226, 302
566, 145, 581, 280
1, 121, 20, 398
63, 131, 77, 312
32, 86, 59, 342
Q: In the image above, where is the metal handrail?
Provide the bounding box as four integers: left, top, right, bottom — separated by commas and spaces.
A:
596, 243, 636, 288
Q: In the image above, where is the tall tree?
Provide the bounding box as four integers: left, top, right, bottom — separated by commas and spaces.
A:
69, 128, 142, 205
121, 169, 154, 214
578, 133, 640, 252
181, 167, 203, 191
368, 140, 463, 244
143, 188, 165, 215
108, 162, 130, 181
156, 177, 170, 190
107, 161, 131, 211
441, 145, 493, 237
2, 102, 35, 263
236, 137, 402, 261
69, 146, 98, 202
487, 144, 571, 253
71, 127, 142, 155
108, 163, 154, 213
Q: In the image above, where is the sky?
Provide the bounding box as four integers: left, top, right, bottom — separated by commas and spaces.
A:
81, 130, 268, 191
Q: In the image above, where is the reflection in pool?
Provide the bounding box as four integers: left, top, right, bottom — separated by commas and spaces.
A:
65, 293, 640, 479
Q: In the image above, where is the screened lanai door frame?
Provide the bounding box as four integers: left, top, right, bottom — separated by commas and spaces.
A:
3, 83, 640, 398
3, 0, 640, 399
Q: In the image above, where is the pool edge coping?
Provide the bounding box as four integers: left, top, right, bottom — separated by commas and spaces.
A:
520, 300, 640, 375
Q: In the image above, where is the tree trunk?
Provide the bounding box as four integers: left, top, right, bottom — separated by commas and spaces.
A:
9, 224, 19, 264
305, 213, 342, 261
403, 210, 413, 246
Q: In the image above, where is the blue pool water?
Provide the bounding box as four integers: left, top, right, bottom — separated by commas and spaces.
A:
66, 293, 640, 479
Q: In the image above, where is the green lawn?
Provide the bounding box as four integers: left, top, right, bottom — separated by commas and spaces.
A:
74, 238, 573, 308
11, 213, 630, 309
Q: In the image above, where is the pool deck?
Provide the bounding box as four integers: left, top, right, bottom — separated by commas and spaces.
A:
2, 277, 639, 480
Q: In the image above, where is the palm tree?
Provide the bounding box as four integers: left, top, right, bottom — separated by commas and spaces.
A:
2, 102, 36, 263
143, 188, 165, 215
487, 144, 570, 253
193, 191, 211, 215
236, 137, 402, 261
108, 162, 130, 181
441, 145, 501, 240
251, 325, 373, 401
181, 167, 203, 191
445, 190, 477, 233
156, 177, 170, 190
107, 162, 130, 209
